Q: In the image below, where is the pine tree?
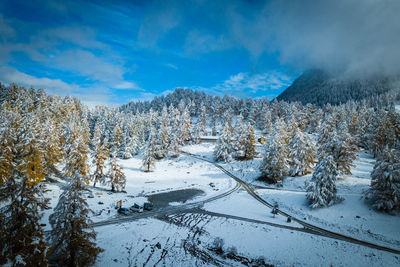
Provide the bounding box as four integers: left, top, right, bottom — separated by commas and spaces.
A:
142, 127, 156, 172
179, 106, 192, 144
154, 110, 170, 159
243, 122, 257, 160
261, 109, 272, 135
306, 155, 342, 208
50, 176, 103, 266
169, 131, 180, 158
63, 120, 90, 184
215, 122, 234, 162
41, 118, 63, 176
288, 129, 316, 176
0, 108, 49, 265
233, 115, 247, 160
122, 134, 139, 159
107, 127, 126, 192
318, 127, 356, 176
91, 124, 109, 187
199, 103, 208, 136
259, 134, 289, 184
369, 148, 400, 212
192, 123, 202, 144
107, 152, 126, 192
50, 112, 102, 265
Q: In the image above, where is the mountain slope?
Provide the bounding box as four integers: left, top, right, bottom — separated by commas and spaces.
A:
277, 69, 398, 106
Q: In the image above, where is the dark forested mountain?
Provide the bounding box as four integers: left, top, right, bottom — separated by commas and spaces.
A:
277, 69, 399, 106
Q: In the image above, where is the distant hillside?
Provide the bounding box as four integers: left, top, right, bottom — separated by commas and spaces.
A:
277, 69, 398, 106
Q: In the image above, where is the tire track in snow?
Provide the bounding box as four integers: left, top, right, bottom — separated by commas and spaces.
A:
90, 180, 241, 228
181, 151, 400, 255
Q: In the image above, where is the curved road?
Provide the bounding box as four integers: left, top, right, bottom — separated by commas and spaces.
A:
91, 181, 241, 228
84, 150, 400, 256
181, 151, 400, 255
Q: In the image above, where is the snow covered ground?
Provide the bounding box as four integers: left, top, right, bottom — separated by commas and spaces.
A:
42, 142, 400, 266
94, 213, 400, 267
254, 150, 400, 250
41, 152, 233, 227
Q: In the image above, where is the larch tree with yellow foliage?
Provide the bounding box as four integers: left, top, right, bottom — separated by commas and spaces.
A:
50, 117, 102, 266
243, 122, 257, 160
0, 106, 50, 266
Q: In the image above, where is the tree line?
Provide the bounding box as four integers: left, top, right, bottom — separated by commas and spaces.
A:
0, 83, 399, 265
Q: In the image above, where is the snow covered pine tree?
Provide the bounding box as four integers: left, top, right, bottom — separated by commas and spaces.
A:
306, 155, 343, 208
50, 176, 103, 266
142, 127, 157, 172
0, 108, 50, 266
215, 122, 234, 162
50, 119, 102, 265
259, 132, 289, 184
369, 148, 400, 212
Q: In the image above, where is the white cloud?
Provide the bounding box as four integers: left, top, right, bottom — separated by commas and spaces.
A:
184, 30, 232, 55
203, 71, 292, 97
165, 63, 178, 70
52, 49, 126, 84
0, 19, 142, 95
114, 81, 143, 90
137, 1, 182, 48
0, 67, 120, 107
42, 26, 106, 50
0, 66, 78, 95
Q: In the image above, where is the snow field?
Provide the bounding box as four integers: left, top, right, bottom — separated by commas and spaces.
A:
42, 153, 233, 226
43, 142, 400, 266
94, 214, 400, 267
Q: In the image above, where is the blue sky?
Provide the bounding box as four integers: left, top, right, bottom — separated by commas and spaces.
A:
2, 0, 395, 106
0, 0, 303, 106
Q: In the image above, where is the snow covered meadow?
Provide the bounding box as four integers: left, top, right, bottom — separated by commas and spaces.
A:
89, 142, 400, 266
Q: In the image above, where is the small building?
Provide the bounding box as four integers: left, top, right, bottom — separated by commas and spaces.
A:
258, 137, 266, 144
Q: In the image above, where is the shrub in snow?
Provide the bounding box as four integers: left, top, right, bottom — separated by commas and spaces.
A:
226, 246, 238, 257
211, 237, 224, 255
368, 148, 400, 212
306, 155, 343, 208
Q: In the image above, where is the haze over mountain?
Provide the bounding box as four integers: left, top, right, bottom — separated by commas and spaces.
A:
277, 69, 400, 106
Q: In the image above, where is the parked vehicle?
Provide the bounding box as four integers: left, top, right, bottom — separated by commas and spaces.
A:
143, 202, 154, 211
130, 203, 143, 213
118, 207, 129, 215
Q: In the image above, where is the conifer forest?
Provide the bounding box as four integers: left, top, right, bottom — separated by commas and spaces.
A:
1, 1, 400, 266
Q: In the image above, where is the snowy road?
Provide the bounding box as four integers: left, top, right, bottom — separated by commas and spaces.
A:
62, 149, 400, 259
91, 181, 241, 228
182, 151, 400, 256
